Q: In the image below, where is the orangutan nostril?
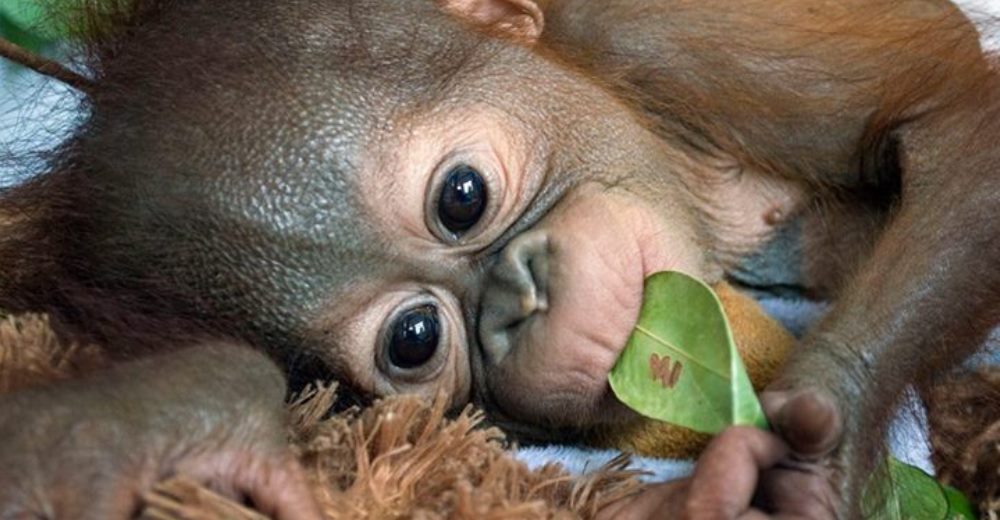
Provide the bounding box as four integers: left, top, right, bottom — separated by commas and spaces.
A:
478, 230, 551, 364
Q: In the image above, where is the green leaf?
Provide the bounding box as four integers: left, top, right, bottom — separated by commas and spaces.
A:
0, 1, 48, 33
608, 271, 767, 434
1, 15, 45, 55
869, 458, 947, 519
862, 457, 978, 520
0, 0, 67, 44
943, 484, 977, 519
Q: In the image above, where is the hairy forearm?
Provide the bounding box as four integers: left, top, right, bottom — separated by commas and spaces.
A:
771, 78, 1000, 516
0, 342, 288, 505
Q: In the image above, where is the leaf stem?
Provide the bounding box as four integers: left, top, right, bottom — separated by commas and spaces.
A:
0, 37, 91, 92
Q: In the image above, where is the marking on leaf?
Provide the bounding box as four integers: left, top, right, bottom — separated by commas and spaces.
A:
649, 353, 684, 389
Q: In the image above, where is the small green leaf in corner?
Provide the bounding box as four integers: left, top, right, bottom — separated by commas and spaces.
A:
943, 483, 976, 519
863, 457, 975, 520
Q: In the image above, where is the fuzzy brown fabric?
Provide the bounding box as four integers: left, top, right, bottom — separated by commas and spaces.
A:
1, 312, 998, 518
145, 388, 643, 519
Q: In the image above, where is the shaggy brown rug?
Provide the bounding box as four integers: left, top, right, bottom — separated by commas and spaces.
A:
1, 312, 997, 519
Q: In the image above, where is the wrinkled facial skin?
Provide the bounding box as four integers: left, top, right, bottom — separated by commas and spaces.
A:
66, 0, 717, 436
290, 23, 713, 430
342, 105, 708, 429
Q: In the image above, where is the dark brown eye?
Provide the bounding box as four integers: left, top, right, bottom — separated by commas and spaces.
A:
387, 304, 441, 369
438, 164, 487, 235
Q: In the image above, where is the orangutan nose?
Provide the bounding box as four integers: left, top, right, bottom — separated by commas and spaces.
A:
478, 230, 550, 365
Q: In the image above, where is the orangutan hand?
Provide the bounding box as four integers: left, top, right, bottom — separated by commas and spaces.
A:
0, 342, 321, 520
597, 425, 838, 519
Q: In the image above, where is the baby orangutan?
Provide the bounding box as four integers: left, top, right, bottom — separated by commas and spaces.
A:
0, 0, 997, 518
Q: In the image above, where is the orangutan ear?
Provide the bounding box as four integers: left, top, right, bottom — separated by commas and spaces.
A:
438, 0, 544, 44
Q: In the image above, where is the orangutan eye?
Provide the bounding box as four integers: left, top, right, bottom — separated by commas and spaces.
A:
385, 304, 441, 369
437, 164, 488, 236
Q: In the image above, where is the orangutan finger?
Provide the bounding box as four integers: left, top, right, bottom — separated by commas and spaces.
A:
684, 426, 789, 518
755, 466, 838, 519
761, 390, 842, 460
235, 453, 323, 520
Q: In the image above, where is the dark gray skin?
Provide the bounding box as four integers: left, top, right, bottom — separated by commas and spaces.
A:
0, 0, 998, 518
